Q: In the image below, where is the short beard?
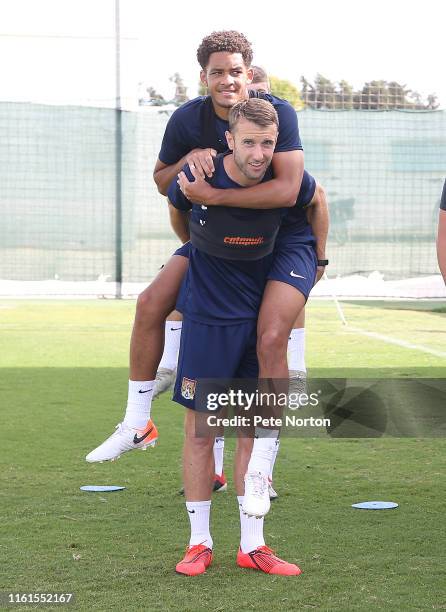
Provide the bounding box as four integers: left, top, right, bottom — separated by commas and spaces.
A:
234, 150, 266, 182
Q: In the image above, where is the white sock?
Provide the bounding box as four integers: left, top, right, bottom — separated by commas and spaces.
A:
288, 328, 306, 373
213, 437, 225, 477
158, 321, 182, 370
269, 438, 280, 480
247, 428, 279, 476
186, 500, 213, 549
238, 496, 265, 553
123, 380, 155, 428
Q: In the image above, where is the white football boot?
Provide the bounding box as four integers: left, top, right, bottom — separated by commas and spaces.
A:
85, 419, 158, 463
242, 471, 271, 518
268, 480, 279, 500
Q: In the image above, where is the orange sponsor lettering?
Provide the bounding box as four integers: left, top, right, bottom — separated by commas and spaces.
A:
223, 236, 265, 246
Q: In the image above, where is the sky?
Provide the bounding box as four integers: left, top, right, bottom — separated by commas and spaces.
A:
0, 0, 444, 109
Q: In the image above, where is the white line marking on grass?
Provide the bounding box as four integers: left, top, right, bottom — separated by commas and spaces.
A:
348, 327, 446, 359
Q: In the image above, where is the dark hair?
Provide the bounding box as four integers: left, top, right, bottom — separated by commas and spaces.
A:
197, 31, 253, 69
252, 66, 269, 84
228, 98, 279, 132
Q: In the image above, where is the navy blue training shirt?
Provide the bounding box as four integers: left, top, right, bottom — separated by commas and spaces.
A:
168, 158, 316, 252
169, 159, 315, 323
168, 153, 283, 260
158, 94, 302, 165
277, 172, 316, 245
169, 157, 274, 323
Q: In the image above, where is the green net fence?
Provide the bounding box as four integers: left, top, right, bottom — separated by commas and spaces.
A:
0, 102, 445, 297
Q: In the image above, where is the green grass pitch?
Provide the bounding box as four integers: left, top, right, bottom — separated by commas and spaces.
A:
0, 299, 445, 611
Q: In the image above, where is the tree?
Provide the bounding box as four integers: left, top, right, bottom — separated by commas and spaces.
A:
337, 80, 354, 109
314, 74, 337, 109
138, 84, 166, 106
269, 76, 303, 109
300, 75, 439, 110
170, 73, 189, 106
409, 90, 422, 107
427, 94, 439, 110
301, 74, 338, 109
359, 80, 391, 109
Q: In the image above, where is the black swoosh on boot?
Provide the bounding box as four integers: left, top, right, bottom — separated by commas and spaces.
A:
133, 427, 154, 445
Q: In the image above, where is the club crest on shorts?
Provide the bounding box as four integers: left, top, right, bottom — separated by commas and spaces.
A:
181, 377, 197, 400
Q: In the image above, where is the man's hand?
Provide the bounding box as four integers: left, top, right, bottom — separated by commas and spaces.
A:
185, 148, 217, 179
178, 165, 217, 204
153, 148, 217, 196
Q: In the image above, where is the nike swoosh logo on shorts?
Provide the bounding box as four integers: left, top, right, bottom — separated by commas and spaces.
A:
133, 427, 154, 445
290, 271, 306, 279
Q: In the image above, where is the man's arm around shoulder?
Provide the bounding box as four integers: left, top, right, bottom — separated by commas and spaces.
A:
180, 150, 304, 209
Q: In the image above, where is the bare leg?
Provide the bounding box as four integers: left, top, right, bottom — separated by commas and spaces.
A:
129, 255, 188, 380
241, 282, 307, 517
234, 433, 254, 496
257, 280, 306, 380
271, 305, 305, 492
183, 409, 215, 501
166, 309, 183, 321
293, 308, 305, 329
85, 256, 189, 463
